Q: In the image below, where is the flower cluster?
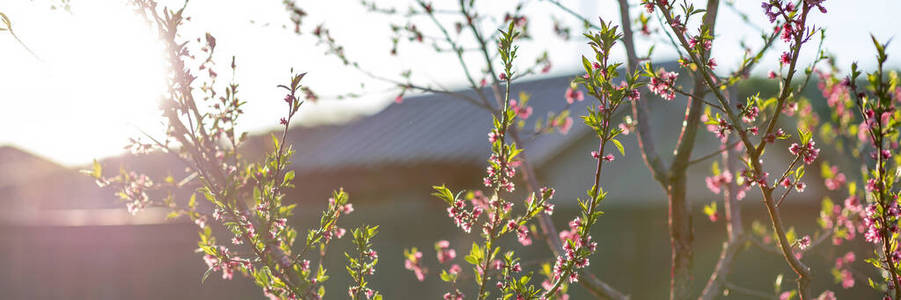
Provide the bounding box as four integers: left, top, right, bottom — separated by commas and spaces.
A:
549, 114, 574, 135
444, 189, 483, 233
122, 172, 153, 215
484, 153, 517, 192
833, 251, 856, 289
347, 225, 381, 300
442, 290, 464, 300
494, 251, 543, 299
565, 86, 584, 104
647, 68, 679, 101
862, 202, 901, 245
435, 240, 457, 264
509, 98, 533, 120
762, 0, 827, 68
789, 139, 821, 164
404, 248, 427, 282
202, 246, 250, 280
705, 170, 732, 195
823, 165, 847, 191
551, 217, 598, 284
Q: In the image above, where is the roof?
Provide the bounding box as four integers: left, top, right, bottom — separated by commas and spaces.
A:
285, 74, 594, 173
0, 146, 67, 189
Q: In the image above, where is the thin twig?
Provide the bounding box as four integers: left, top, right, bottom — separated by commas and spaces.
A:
724, 282, 776, 299
688, 141, 740, 166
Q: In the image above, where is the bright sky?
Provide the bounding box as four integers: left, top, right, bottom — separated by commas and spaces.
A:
0, 0, 898, 167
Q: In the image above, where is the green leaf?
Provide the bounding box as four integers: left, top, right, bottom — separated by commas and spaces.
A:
271, 133, 280, 151
431, 185, 456, 205
165, 211, 182, 220
80, 159, 103, 178
794, 166, 805, 179
820, 162, 834, 178
610, 139, 625, 156
703, 201, 717, 217
440, 270, 457, 282
283, 170, 295, 185
581, 55, 592, 74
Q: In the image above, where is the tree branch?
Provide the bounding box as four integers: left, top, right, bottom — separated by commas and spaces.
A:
700, 139, 746, 300
654, 3, 814, 297
459, 2, 625, 297
616, 0, 669, 186
687, 141, 740, 166
724, 282, 776, 299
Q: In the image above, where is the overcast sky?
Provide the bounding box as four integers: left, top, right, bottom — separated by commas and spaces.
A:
0, 0, 898, 166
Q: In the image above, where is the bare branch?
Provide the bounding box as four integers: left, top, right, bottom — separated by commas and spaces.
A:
700, 142, 745, 300
724, 282, 776, 299
616, 0, 669, 186
687, 141, 740, 166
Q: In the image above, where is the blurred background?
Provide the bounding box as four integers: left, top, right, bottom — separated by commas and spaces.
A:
0, 0, 900, 299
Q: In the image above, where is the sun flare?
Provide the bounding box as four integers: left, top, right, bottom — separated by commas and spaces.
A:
0, 1, 168, 166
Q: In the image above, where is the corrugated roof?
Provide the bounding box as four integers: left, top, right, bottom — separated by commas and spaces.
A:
287, 74, 594, 173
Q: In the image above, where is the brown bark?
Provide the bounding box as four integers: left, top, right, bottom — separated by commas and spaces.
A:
617, 0, 719, 298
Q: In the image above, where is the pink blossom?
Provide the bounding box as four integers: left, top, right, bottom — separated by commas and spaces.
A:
780, 178, 792, 188
840, 269, 854, 288
843, 251, 856, 263
510, 100, 533, 119
448, 264, 461, 274
541, 61, 552, 73
824, 167, 846, 191
865, 226, 882, 244
788, 139, 820, 164
779, 291, 792, 300
708, 211, 719, 222
742, 106, 759, 123
707, 58, 717, 70
819, 290, 836, 300
492, 259, 505, 270
798, 235, 811, 250
443, 290, 464, 300
705, 171, 733, 194
866, 178, 880, 192
565, 87, 584, 104
435, 240, 457, 264
404, 250, 426, 281
557, 117, 573, 134
516, 225, 532, 246
648, 68, 678, 101
780, 52, 792, 65
795, 182, 806, 192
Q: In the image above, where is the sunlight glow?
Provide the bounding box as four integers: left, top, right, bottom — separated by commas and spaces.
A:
0, 1, 167, 166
